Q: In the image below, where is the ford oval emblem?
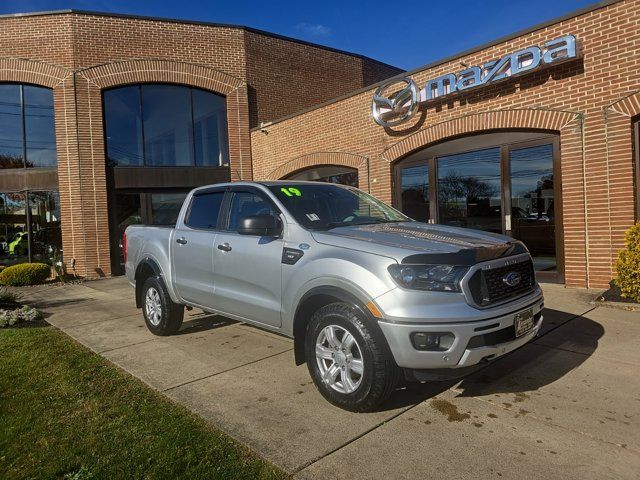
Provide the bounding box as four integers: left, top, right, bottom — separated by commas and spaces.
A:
503, 271, 522, 287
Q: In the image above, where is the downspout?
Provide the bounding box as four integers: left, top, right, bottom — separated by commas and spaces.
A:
578, 113, 590, 287
71, 15, 88, 276
603, 107, 614, 282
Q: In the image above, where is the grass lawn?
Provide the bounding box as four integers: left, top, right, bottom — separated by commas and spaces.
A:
0, 326, 286, 480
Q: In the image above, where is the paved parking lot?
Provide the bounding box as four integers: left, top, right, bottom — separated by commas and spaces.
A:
21, 278, 640, 479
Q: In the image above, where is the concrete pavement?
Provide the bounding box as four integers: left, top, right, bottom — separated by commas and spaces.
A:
18, 278, 640, 479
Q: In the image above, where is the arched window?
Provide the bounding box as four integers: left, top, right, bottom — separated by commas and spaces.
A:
103, 84, 229, 167
0, 84, 56, 169
285, 165, 358, 187
395, 131, 561, 279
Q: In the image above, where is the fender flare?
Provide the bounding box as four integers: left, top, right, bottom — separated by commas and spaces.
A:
134, 258, 163, 308
292, 285, 376, 365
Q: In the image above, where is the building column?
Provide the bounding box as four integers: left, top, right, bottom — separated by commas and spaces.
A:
227, 84, 253, 181
55, 74, 111, 278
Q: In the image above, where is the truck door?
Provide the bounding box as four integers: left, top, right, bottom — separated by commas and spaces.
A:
172, 189, 225, 306
212, 188, 283, 327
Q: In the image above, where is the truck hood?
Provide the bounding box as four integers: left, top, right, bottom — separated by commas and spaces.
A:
310, 222, 527, 265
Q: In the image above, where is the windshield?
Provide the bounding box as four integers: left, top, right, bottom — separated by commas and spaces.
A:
267, 183, 410, 230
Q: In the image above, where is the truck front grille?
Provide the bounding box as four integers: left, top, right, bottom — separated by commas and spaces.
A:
467, 258, 535, 307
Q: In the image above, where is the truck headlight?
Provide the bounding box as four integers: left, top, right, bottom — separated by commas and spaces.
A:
388, 264, 468, 292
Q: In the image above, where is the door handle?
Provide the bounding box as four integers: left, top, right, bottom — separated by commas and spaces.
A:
176, 237, 187, 245
217, 243, 232, 252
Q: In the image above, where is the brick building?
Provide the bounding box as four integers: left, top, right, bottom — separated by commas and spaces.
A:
251, 0, 640, 288
0, 1, 638, 288
0, 9, 400, 275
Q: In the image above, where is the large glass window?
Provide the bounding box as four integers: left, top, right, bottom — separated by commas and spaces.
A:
104, 84, 228, 167
103, 87, 143, 166
285, 165, 359, 187
510, 144, 556, 271
394, 132, 560, 277
437, 147, 502, 233
0, 190, 61, 267
0, 84, 56, 169
400, 164, 429, 222
151, 193, 188, 226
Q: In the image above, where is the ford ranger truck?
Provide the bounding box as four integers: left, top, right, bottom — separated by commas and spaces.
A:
124, 181, 543, 412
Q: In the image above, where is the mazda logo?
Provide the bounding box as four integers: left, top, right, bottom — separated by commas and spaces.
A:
502, 272, 522, 287
371, 77, 420, 127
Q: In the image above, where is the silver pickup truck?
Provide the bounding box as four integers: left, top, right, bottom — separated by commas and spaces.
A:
125, 181, 543, 411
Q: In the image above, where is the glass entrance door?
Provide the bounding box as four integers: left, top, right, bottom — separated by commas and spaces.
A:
508, 143, 557, 273
395, 132, 561, 280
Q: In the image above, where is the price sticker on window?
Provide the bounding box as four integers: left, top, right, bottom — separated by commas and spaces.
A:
281, 187, 302, 197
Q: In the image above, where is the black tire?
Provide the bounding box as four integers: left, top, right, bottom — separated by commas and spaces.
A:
305, 302, 400, 412
141, 276, 184, 336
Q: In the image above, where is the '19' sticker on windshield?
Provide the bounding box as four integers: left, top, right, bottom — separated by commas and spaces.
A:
281, 187, 302, 197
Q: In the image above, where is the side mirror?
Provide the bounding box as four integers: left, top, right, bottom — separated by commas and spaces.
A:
237, 214, 281, 237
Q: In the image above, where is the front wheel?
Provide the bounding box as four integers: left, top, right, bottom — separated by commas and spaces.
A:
141, 276, 184, 336
305, 302, 399, 412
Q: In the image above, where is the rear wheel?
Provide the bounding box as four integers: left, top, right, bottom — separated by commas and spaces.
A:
141, 276, 184, 336
305, 302, 399, 412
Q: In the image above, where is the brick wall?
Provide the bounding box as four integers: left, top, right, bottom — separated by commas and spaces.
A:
0, 10, 400, 277
244, 30, 401, 127
251, 0, 640, 288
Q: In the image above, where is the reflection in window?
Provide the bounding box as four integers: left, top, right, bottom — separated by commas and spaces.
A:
0, 193, 27, 261
114, 193, 142, 267
510, 144, 556, 271
29, 191, 61, 262
186, 191, 225, 229
0, 191, 61, 266
151, 193, 188, 225
24, 86, 57, 167
0, 84, 56, 169
285, 166, 359, 187
104, 84, 228, 167
103, 87, 143, 166
400, 164, 429, 222
437, 147, 502, 233
228, 192, 275, 232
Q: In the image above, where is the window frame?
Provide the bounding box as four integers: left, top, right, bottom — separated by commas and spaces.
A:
633, 117, 640, 221
393, 132, 563, 283
221, 186, 281, 234
0, 82, 57, 169
102, 83, 229, 168
183, 188, 227, 231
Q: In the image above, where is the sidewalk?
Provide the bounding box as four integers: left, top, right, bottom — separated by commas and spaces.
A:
19, 279, 640, 479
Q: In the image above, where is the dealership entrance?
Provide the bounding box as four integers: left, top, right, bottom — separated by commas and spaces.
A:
395, 131, 562, 282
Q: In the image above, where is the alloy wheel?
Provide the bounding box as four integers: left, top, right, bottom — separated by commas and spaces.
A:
145, 287, 162, 326
315, 324, 364, 394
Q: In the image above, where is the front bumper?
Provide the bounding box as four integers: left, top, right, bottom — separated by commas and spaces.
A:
377, 294, 543, 370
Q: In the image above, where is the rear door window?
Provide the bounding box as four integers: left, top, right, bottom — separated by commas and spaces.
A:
185, 191, 225, 229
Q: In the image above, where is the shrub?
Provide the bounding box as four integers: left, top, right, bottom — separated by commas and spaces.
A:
614, 222, 640, 302
0, 286, 20, 304
0, 305, 42, 328
0, 263, 51, 287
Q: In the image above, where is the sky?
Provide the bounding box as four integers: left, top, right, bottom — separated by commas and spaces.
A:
0, 0, 597, 70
